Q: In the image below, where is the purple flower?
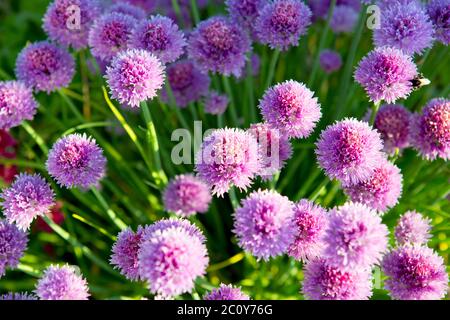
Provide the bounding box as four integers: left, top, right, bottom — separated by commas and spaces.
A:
306, 0, 361, 20
204, 284, 250, 300
302, 258, 372, 300
112, 0, 157, 13
161, 59, 210, 108
1, 174, 55, 231
427, 0, 450, 45
374, 1, 434, 55
88, 12, 137, 62
46, 133, 106, 189
187, 16, 251, 77
195, 128, 260, 196
128, 15, 186, 64
323, 202, 389, 270
0, 219, 28, 277
248, 123, 293, 179
35, 265, 90, 300
255, 0, 312, 51
259, 80, 321, 139
319, 49, 342, 74
203, 91, 229, 115
330, 5, 358, 33
410, 98, 449, 160
394, 211, 432, 246
382, 246, 448, 300
343, 159, 403, 213
233, 189, 295, 260
315, 118, 384, 186
163, 174, 212, 217
43, 0, 102, 50
111, 226, 148, 281
287, 200, 328, 262
138, 218, 209, 298
0, 81, 38, 130
105, 49, 165, 108
0, 292, 38, 300
107, 2, 147, 20
354, 47, 418, 103
368, 104, 412, 155
225, 0, 269, 38
15, 41, 75, 93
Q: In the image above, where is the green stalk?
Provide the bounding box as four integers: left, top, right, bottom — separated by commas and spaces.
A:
222, 76, 239, 126
190, 0, 201, 24
369, 101, 381, 126
229, 187, 239, 210
265, 49, 280, 89
207, 252, 245, 272
61, 121, 113, 136
246, 56, 257, 124
91, 187, 127, 230
21, 122, 48, 154
309, 179, 330, 202
171, 0, 185, 28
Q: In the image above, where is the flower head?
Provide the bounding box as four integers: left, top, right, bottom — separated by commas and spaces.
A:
323, 202, 389, 270
163, 174, 212, 217
255, 0, 312, 51
0, 81, 38, 130
287, 200, 328, 262
226, 0, 269, 38
161, 59, 210, 108
1, 173, 55, 230
233, 189, 295, 260
259, 80, 321, 139
36, 265, 90, 300
410, 98, 449, 160
204, 284, 250, 300
382, 246, 448, 300
107, 2, 147, 20
343, 159, 403, 213
129, 15, 186, 64
302, 258, 372, 300
330, 5, 358, 33
203, 91, 229, 115
195, 128, 260, 196
43, 0, 102, 50
354, 47, 418, 103
394, 211, 432, 246
427, 0, 450, 45
315, 118, 384, 186
15, 41, 75, 93
0, 292, 38, 300
374, 1, 434, 55
105, 49, 165, 108
46, 134, 106, 189
0, 219, 28, 277
138, 218, 209, 298
187, 16, 251, 77
319, 49, 342, 74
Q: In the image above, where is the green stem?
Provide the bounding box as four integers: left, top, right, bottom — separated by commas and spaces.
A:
190, 0, 200, 24
207, 252, 245, 272
265, 50, 280, 89
309, 179, 330, 201
222, 76, 239, 125
246, 56, 257, 124
91, 187, 127, 230
369, 101, 381, 126
171, 0, 185, 28
21, 122, 48, 154
229, 187, 239, 210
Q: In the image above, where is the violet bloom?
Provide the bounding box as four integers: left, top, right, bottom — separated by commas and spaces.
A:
88, 12, 137, 62
0, 219, 28, 277
323, 202, 389, 270
248, 123, 293, 180
302, 258, 372, 300
368, 104, 412, 155
287, 200, 328, 262
382, 246, 448, 300
0, 81, 38, 130
315, 118, 384, 186
128, 15, 186, 64
319, 49, 342, 74
138, 218, 209, 298
343, 159, 403, 213
107, 2, 147, 20
0, 292, 38, 300
161, 59, 210, 108
163, 174, 212, 217
187, 16, 251, 77
259, 80, 321, 139
15, 41, 75, 93
105, 49, 165, 108
43, 0, 102, 50
394, 211, 432, 246
46, 133, 106, 189
233, 189, 295, 260
195, 128, 260, 197
203, 91, 229, 115
255, 0, 312, 51
225, 0, 268, 38
427, 0, 450, 45
1, 173, 55, 231
35, 265, 90, 300
204, 284, 250, 300
354, 47, 418, 103
330, 5, 358, 33
374, 1, 434, 55
410, 98, 449, 160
